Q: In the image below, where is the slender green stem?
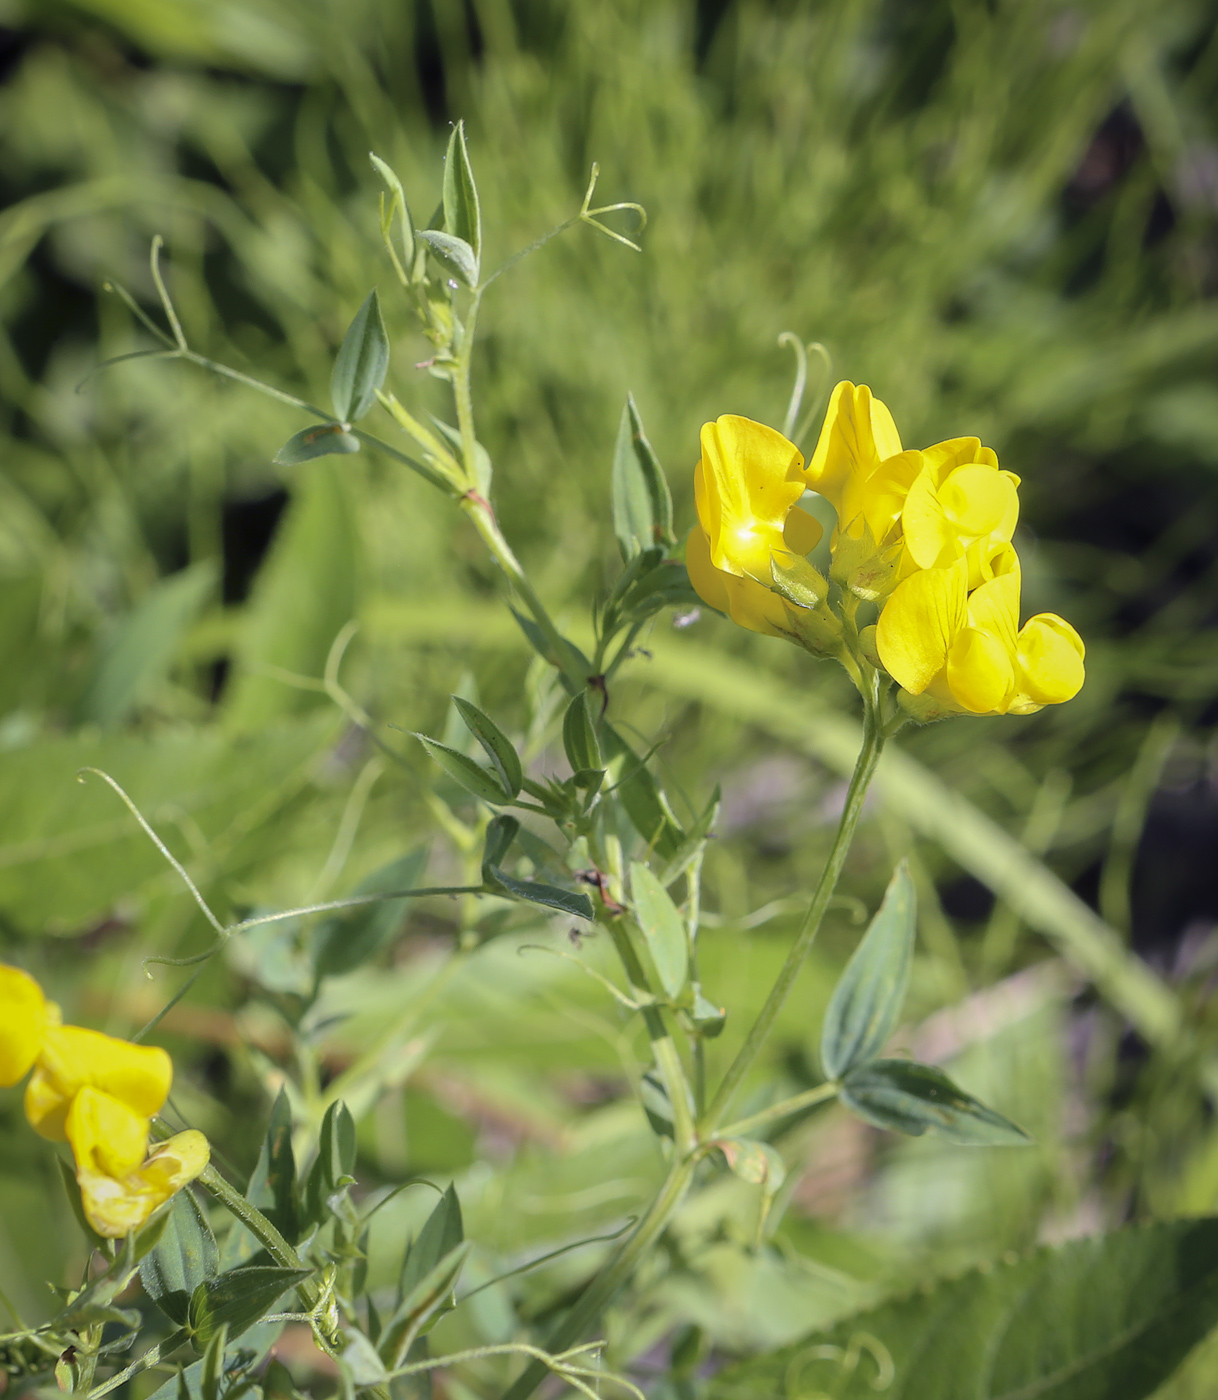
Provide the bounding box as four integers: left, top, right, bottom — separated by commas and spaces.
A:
453, 289, 484, 488
703, 701, 885, 1132
716, 1081, 838, 1139
499, 1153, 697, 1400
199, 1163, 302, 1268
87, 1330, 189, 1400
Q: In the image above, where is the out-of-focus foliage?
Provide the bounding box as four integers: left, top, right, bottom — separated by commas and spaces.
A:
4, 0, 1218, 1394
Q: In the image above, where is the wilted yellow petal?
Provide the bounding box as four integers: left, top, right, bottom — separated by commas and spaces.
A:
0, 965, 48, 1088
875, 563, 967, 694
26, 1026, 171, 1141
76, 1129, 210, 1239
782, 505, 823, 555
698, 416, 805, 580
66, 1085, 149, 1179
805, 383, 902, 508
1017, 614, 1086, 705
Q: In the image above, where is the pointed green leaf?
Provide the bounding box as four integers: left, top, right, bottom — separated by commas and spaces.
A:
820, 860, 916, 1080
840, 1059, 1031, 1146
612, 394, 674, 558
485, 865, 593, 921
481, 814, 520, 875
340, 1330, 388, 1387
140, 1190, 220, 1327
452, 697, 522, 797
602, 722, 684, 859
330, 290, 389, 423
188, 1267, 312, 1346
398, 1184, 463, 1303
442, 120, 481, 260
562, 690, 603, 777
369, 152, 415, 268
200, 1322, 227, 1400
273, 423, 361, 465
380, 1239, 472, 1361
418, 229, 479, 289
630, 861, 689, 999
304, 1100, 357, 1226
639, 1068, 675, 1140
709, 1217, 1218, 1400
417, 733, 509, 804
242, 1089, 298, 1248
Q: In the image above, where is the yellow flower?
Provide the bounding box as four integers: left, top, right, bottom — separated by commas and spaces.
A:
0, 964, 53, 1087
25, 1024, 172, 1142
69, 1091, 209, 1238
805, 381, 904, 514
688, 414, 825, 639
900, 437, 1021, 587
875, 547, 1085, 715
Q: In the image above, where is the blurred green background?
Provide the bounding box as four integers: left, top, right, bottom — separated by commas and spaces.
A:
5, 0, 1218, 1391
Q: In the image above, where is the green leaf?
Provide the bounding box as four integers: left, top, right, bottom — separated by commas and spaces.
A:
709, 1217, 1218, 1400
839, 1059, 1031, 1146
418, 229, 479, 289
481, 814, 520, 874
340, 1330, 388, 1387
273, 422, 362, 465
452, 697, 522, 797
441, 120, 481, 262
77, 561, 217, 726
484, 864, 594, 921
141, 1189, 220, 1327
612, 393, 674, 558
330, 290, 390, 423
188, 1266, 312, 1346
398, 1184, 463, 1303
689, 986, 727, 1037
562, 691, 602, 777
303, 1099, 358, 1226
369, 152, 415, 269
712, 1137, 785, 1188
313, 848, 429, 981
225, 1088, 298, 1261
820, 860, 916, 1080
629, 861, 689, 999
381, 1194, 469, 1363
639, 1069, 675, 1140
601, 722, 684, 859
417, 733, 508, 805
200, 1322, 227, 1400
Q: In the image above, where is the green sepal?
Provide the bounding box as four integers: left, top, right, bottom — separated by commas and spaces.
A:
452, 696, 523, 797
417, 733, 509, 805
769, 548, 829, 609
273, 423, 361, 465
629, 861, 689, 1000
839, 1059, 1032, 1146
330, 289, 390, 423
820, 860, 916, 1080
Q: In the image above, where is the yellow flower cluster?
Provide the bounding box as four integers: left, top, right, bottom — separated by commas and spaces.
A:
686, 381, 1085, 717
0, 964, 208, 1238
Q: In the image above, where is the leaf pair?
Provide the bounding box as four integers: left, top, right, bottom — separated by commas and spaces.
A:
481, 814, 594, 921
823, 862, 1028, 1147
418, 695, 522, 804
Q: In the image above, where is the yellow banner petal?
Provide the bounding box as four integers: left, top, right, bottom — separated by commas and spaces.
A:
875, 563, 967, 694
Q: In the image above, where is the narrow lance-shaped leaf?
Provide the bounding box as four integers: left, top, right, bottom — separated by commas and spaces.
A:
141, 1189, 220, 1327
188, 1266, 312, 1346
452, 696, 522, 797
612, 394, 674, 558
820, 860, 916, 1080
369, 152, 415, 268
330, 290, 390, 423
442, 120, 481, 262
630, 861, 689, 999
839, 1059, 1031, 1146
485, 865, 594, 921
562, 690, 603, 777
417, 733, 509, 805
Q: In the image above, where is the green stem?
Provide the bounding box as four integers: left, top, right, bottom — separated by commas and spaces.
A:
703, 700, 885, 1132
198, 1163, 318, 1311
717, 1081, 838, 1139
499, 1153, 697, 1400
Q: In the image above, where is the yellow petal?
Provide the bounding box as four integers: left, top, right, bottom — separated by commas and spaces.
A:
1016, 613, 1086, 705
965, 567, 1020, 656
875, 563, 967, 694
805, 383, 902, 507
27, 1026, 171, 1141
919, 437, 983, 480
66, 1085, 149, 1179
722, 570, 791, 638
685, 525, 731, 613
698, 416, 805, 579
782, 505, 823, 555
0, 965, 47, 1088
900, 467, 960, 570
76, 1129, 210, 1239
945, 626, 1015, 714
939, 465, 1017, 537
